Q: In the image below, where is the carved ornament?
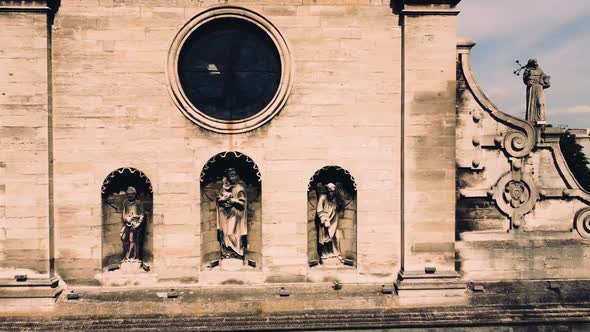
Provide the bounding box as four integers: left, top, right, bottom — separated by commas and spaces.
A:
494, 173, 539, 228
574, 208, 590, 240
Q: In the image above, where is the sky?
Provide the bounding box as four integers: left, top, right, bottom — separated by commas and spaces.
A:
457, 0, 590, 129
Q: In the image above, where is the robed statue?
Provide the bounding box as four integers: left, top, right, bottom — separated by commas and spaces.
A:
523, 58, 551, 124
315, 182, 352, 263
217, 168, 248, 259
120, 186, 145, 262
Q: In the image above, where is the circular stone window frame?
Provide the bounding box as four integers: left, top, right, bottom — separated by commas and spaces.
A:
166, 6, 293, 134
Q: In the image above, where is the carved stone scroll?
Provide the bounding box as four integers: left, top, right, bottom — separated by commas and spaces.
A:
503, 130, 534, 158
574, 208, 590, 240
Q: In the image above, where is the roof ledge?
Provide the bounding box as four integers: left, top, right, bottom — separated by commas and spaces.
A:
402, 0, 461, 15
404, 0, 461, 6
0, 0, 60, 14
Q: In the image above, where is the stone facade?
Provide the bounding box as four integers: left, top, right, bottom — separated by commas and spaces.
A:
1, 0, 408, 287
0, 4, 52, 279
1, 0, 590, 326
456, 40, 590, 281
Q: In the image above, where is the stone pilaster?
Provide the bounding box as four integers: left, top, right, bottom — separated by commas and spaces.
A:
0, 0, 61, 304
397, 0, 464, 299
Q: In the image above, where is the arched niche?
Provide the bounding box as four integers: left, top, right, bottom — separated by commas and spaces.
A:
307, 166, 357, 267
101, 168, 153, 268
200, 152, 262, 270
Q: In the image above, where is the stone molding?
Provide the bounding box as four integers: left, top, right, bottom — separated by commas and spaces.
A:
101, 167, 153, 195
575, 208, 590, 240
401, 0, 460, 15
0, 277, 62, 299
401, 8, 460, 16
458, 39, 537, 159
0, 0, 60, 13
4, 280, 590, 329
199, 151, 262, 184
307, 166, 357, 192
166, 6, 293, 134
403, 0, 461, 5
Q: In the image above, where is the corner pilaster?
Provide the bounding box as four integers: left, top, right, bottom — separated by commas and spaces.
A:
397, 0, 465, 300
0, 0, 62, 304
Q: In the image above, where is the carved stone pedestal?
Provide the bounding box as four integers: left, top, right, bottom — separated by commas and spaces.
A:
395, 271, 466, 306
102, 261, 156, 287
0, 278, 63, 310
220, 258, 245, 271
319, 256, 343, 268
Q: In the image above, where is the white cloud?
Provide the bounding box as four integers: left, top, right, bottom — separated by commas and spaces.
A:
458, 0, 590, 42
458, 0, 590, 128
555, 105, 590, 114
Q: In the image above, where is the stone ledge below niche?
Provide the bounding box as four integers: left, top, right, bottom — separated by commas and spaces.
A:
458, 230, 577, 242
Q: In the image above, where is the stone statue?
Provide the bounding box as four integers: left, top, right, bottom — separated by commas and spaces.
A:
120, 186, 145, 262
316, 183, 343, 261
217, 168, 248, 259
523, 58, 551, 124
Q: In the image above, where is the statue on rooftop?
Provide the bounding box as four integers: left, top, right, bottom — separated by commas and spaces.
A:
523, 58, 551, 125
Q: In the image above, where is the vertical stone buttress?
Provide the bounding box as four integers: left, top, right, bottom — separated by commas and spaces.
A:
0, 0, 61, 300
397, 0, 465, 298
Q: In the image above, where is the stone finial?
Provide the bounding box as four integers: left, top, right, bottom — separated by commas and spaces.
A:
457, 38, 477, 54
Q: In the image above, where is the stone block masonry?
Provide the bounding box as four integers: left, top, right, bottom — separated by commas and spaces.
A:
400, 2, 459, 276
49, 0, 402, 285
0, 8, 51, 278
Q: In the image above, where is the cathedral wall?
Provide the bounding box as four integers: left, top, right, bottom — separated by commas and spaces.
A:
50, 0, 402, 285
0, 11, 51, 277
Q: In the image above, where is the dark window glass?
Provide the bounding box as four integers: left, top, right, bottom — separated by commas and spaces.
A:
178, 18, 282, 121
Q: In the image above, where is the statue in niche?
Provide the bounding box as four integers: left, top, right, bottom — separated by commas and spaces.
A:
217, 168, 248, 259
523, 58, 551, 124
316, 182, 351, 263
120, 186, 145, 262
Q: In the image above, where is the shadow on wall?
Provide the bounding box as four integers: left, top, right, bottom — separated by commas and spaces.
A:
561, 131, 590, 192
390, 0, 403, 15
101, 168, 153, 268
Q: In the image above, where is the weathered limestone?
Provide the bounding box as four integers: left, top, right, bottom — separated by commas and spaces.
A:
456, 39, 590, 281
1, 0, 590, 320
47, 0, 401, 285
397, 0, 464, 298
0, 0, 62, 303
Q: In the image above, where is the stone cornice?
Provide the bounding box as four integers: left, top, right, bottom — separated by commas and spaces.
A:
0, 0, 60, 14
457, 39, 537, 159
404, 0, 461, 5
400, 0, 461, 15
402, 8, 460, 16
